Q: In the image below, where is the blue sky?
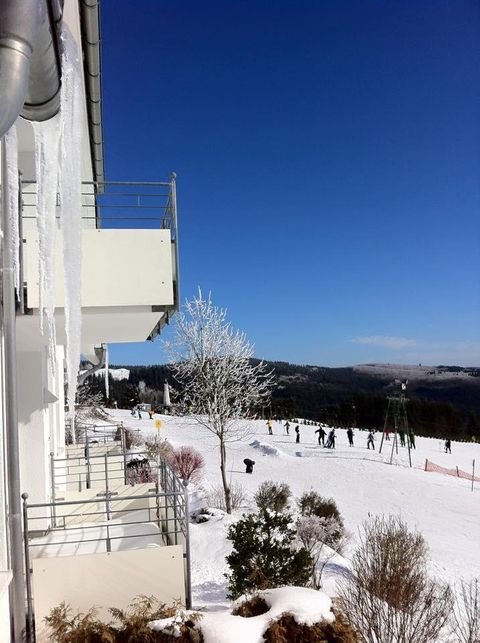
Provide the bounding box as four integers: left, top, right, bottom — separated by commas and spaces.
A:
102, 1, 480, 367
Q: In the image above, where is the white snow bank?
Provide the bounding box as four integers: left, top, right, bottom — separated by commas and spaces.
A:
249, 440, 280, 456
151, 586, 333, 643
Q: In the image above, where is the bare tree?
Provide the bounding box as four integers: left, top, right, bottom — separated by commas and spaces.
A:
166, 291, 274, 513
451, 578, 480, 643
338, 515, 452, 643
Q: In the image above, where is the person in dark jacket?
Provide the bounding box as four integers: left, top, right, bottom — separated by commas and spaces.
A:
445, 439, 451, 454
399, 430, 406, 447
243, 458, 255, 473
315, 426, 326, 445
347, 428, 354, 446
408, 430, 416, 449
295, 425, 300, 443
284, 421, 290, 436
325, 429, 336, 448
367, 431, 375, 450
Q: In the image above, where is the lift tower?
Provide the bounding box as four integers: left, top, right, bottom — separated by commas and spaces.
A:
379, 380, 412, 467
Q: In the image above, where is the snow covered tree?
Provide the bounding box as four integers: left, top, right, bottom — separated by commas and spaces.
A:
166, 291, 275, 513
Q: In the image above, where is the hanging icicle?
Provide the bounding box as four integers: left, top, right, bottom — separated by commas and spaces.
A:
58, 25, 83, 438
104, 344, 109, 400
32, 118, 61, 376
4, 125, 20, 295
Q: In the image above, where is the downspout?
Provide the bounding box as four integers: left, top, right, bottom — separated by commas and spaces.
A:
0, 1, 62, 640
0, 0, 62, 136
1, 139, 25, 642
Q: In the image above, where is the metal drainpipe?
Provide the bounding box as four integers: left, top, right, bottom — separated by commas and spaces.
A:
1, 137, 26, 642
0, 0, 62, 138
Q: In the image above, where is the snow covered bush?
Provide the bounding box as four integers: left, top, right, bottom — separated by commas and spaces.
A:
296, 515, 346, 589
165, 291, 274, 513
451, 577, 480, 643
225, 506, 312, 599
338, 515, 452, 643
297, 491, 345, 547
232, 587, 358, 642
254, 480, 291, 513
167, 446, 205, 482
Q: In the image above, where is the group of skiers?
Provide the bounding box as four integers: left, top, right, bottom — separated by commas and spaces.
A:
264, 419, 424, 452
239, 419, 455, 475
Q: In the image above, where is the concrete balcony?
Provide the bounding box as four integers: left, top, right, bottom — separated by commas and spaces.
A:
17, 179, 179, 350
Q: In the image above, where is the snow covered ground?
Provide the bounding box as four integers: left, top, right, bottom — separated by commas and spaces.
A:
106, 409, 480, 613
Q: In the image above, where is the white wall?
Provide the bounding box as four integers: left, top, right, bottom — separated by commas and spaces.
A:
33, 546, 186, 643
17, 351, 50, 505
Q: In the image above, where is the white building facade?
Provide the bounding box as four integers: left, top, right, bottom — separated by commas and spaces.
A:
0, 2, 179, 640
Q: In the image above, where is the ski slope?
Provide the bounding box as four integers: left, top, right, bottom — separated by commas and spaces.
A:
107, 409, 480, 611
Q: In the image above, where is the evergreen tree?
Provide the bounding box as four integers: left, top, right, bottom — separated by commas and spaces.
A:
225, 507, 312, 599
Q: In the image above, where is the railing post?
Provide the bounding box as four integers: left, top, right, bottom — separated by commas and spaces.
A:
173, 487, 179, 546
50, 451, 57, 528
22, 493, 34, 642
104, 454, 111, 552
170, 171, 180, 307
183, 480, 192, 609
121, 423, 127, 484
85, 435, 91, 489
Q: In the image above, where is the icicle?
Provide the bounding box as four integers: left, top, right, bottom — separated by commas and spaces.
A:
104, 344, 109, 400
58, 25, 84, 437
4, 125, 20, 294
32, 118, 61, 376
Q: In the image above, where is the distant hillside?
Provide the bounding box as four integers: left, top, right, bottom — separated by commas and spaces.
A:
104, 361, 480, 440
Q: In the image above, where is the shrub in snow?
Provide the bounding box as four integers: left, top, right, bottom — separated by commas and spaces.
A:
263, 610, 358, 642
254, 480, 291, 513
297, 491, 345, 545
167, 446, 205, 483
231, 587, 358, 643
45, 596, 202, 642
338, 515, 452, 643
165, 291, 275, 513
144, 433, 173, 462
225, 507, 312, 599
206, 481, 246, 511
451, 577, 480, 643
125, 428, 143, 450
190, 507, 225, 524
296, 515, 346, 589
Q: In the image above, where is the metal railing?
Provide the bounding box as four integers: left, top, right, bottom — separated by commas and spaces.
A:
22, 478, 192, 641
20, 176, 178, 234
50, 448, 155, 496
17, 174, 180, 316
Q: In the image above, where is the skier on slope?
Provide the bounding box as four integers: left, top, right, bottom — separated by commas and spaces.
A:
325, 429, 336, 449
284, 421, 290, 436
347, 427, 354, 446
315, 426, 326, 446
445, 439, 451, 454
367, 431, 375, 450
295, 425, 300, 443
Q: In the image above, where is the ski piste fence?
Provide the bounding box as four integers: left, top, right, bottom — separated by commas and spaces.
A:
424, 458, 478, 490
